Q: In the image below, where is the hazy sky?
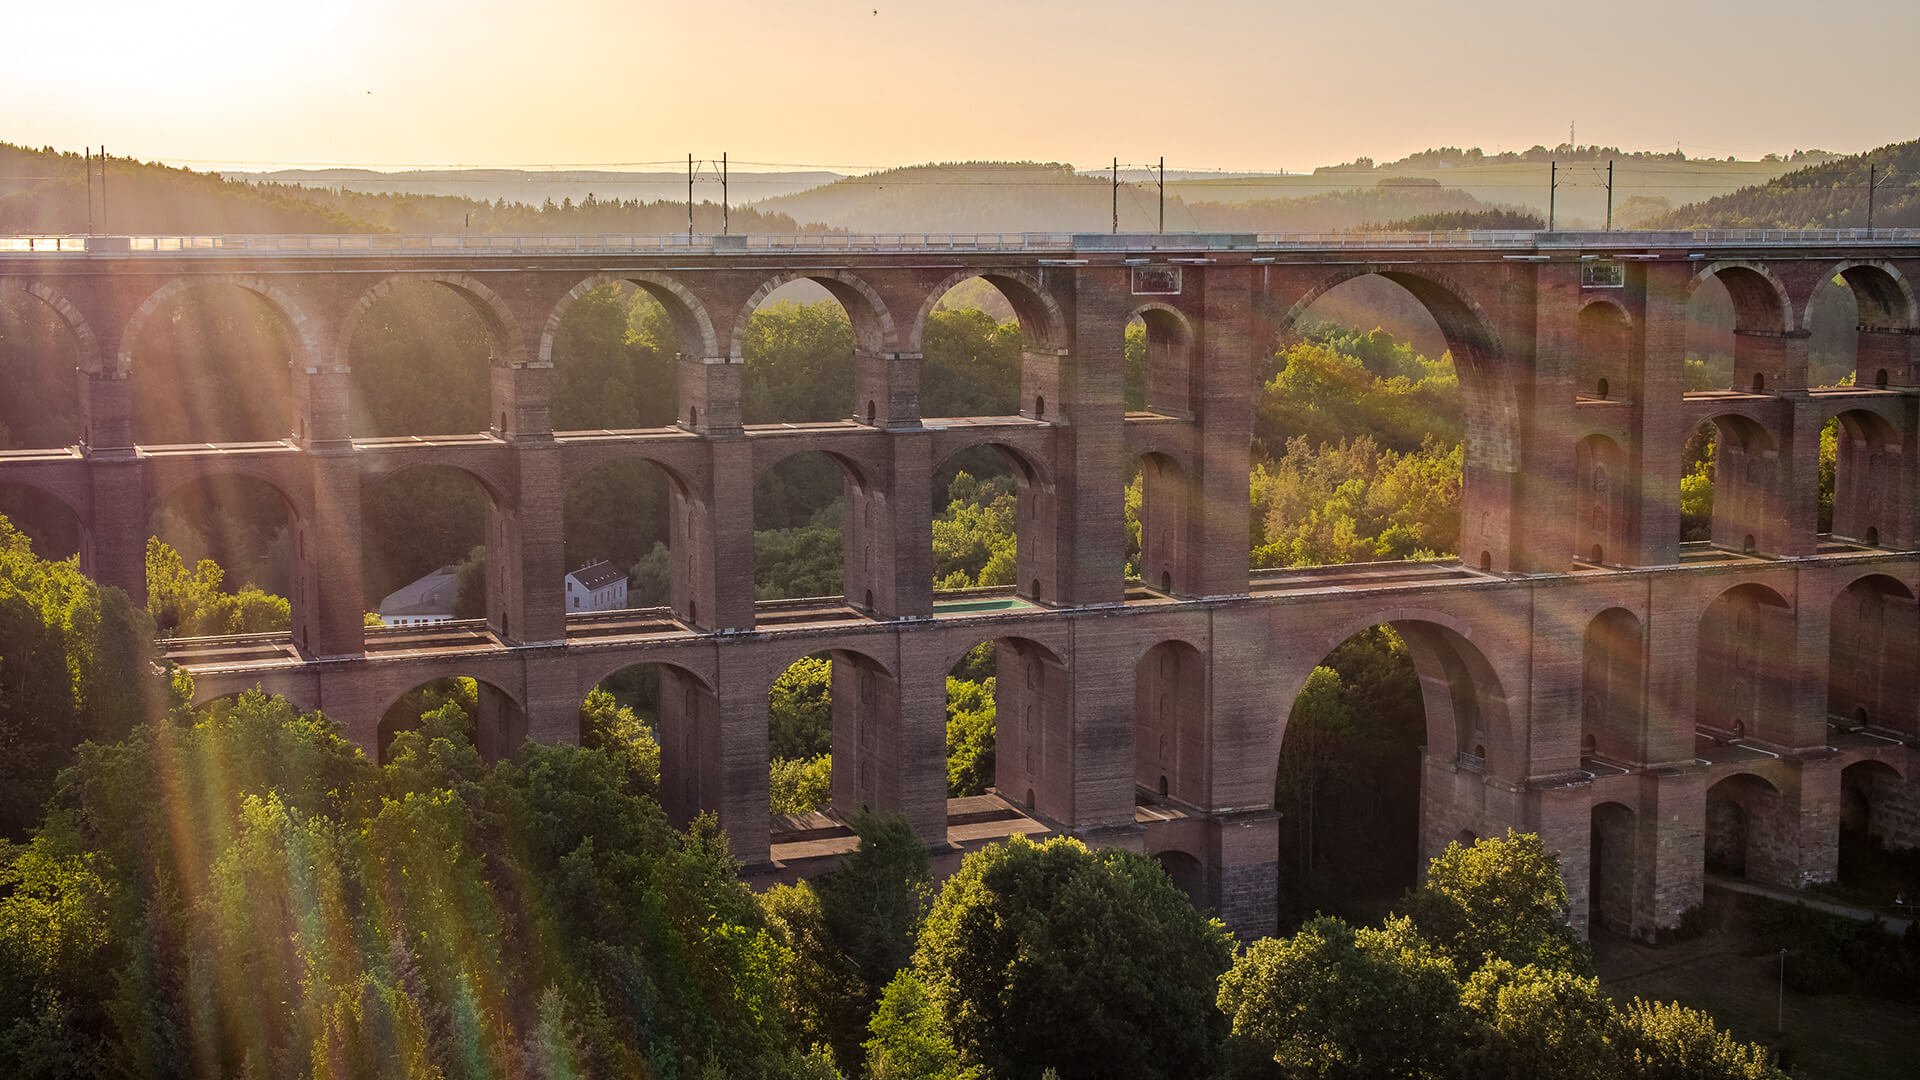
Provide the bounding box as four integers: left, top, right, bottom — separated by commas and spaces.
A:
7, 0, 1916, 173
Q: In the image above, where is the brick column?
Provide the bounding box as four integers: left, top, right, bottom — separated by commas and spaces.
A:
1192, 268, 1254, 597
292, 448, 365, 658
1063, 627, 1134, 830
894, 641, 954, 846
1056, 271, 1126, 608
713, 647, 773, 866
679, 354, 742, 435
1630, 263, 1691, 566
854, 349, 922, 428
1210, 812, 1281, 943
489, 440, 566, 645
1777, 396, 1824, 557
1789, 756, 1841, 887
1856, 327, 1918, 387
1646, 768, 1708, 934
846, 429, 933, 620
658, 666, 720, 830
1732, 330, 1807, 392
674, 436, 756, 632
1514, 262, 1581, 573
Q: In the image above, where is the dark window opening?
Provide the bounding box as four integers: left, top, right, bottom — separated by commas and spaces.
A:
1751, 373, 1766, 392
1596, 378, 1609, 399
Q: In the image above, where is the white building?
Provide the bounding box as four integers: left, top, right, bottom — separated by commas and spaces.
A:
377, 565, 459, 627
565, 560, 628, 613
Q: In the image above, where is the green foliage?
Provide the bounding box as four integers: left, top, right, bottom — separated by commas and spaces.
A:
944, 676, 996, 797
932, 472, 1018, 589
1652, 139, 1920, 229
1616, 999, 1788, 1079
0, 689, 815, 1079
144, 537, 290, 636
1399, 831, 1591, 977
548, 285, 679, 431
1383, 208, 1545, 231
1217, 915, 1463, 1080
0, 516, 163, 837
1455, 959, 1622, 1080
743, 301, 854, 424
577, 687, 660, 796
921, 308, 1022, 417
770, 755, 833, 815
881, 835, 1233, 1080
1251, 435, 1462, 566
1257, 338, 1461, 457
770, 656, 833, 760
865, 970, 979, 1080
771, 814, 933, 1073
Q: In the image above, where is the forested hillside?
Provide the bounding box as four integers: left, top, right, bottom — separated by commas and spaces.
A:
1652, 139, 1920, 229
0, 144, 813, 235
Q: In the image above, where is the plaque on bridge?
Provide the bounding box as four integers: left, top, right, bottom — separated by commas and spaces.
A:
1581, 260, 1626, 288
1131, 265, 1182, 295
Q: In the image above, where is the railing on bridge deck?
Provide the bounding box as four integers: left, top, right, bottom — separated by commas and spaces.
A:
6, 228, 1920, 256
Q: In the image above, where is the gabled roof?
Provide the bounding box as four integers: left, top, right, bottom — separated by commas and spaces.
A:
378, 565, 459, 617
567, 560, 626, 590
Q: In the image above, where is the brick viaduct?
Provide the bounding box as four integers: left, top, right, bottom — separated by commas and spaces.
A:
2, 230, 1917, 939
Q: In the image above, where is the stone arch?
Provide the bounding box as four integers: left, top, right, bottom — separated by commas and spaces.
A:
0, 279, 104, 375
1691, 261, 1794, 334
752, 442, 873, 491
1581, 607, 1645, 763
1828, 573, 1919, 736
119, 275, 320, 376
931, 440, 1057, 602
1129, 301, 1199, 416
338, 272, 529, 369
1812, 259, 1917, 333
1135, 639, 1208, 806
190, 683, 319, 718
910, 268, 1068, 354
1588, 800, 1638, 937
764, 643, 902, 821
1840, 759, 1912, 876
1697, 583, 1796, 744
360, 457, 513, 508
1276, 266, 1516, 568
1705, 772, 1790, 883
377, 673, 527, 764
581, 657, 718, 828
542, 270, 719, 364
1573, 433, 1629, 565
730, 269, 896, 360
1150, 848, 1208, 910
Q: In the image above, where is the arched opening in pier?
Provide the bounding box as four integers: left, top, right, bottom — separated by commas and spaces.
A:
561, 457, 682, 618
1124, 303, 1197, 416
1573, 433, 1629, 566
1697, 583, 1796, 745
1273, 620, 1506, 930
918, 270, 1065, 422
1152, 849, 1208, 912
931, 443, 1048, 604
1705, 773, 1790, 884
0, 283, 84, 450
361, 465, 490, 630
1577, 300, 1632, 401
346, 280, 499, 438
126, 282, 293, 444
1828, 574, 1920, 737
753, 449, 861, 605
1838, 760, 1912, 892
1589, 801, 1638, 937
1262, 273, 1468, 571
943, 637, 1066, 823
146, 473, 297, 638
1679, 415, 1779, 552
1824, 409, 1901, 544
580, 660, 716, 827
378, 675, 525, 765
1135, 640, 1207, 807
0, 483, 81, 561
547, 280, 683, 431
1686, 265, 1790, 392
766, 647, 899, 820
1126, 452, 1195, 596
1582, 607, 1646, 764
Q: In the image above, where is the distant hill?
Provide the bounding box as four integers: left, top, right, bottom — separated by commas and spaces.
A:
1185, 181, 1540, 233
227, 168, 844, 211
1651, 139, 1920, 229
750, 162, 1169, 233
0, 144, 817, 236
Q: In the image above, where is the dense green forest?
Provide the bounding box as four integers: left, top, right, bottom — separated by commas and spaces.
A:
1652, 139, 1920, 229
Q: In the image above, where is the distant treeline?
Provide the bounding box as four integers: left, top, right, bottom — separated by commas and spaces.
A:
0, 143, 817, 236
1317, 143, 1839, 172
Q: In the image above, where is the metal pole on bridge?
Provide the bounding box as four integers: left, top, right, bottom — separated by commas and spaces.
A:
722, 152, 729, 235
1548, 161, 1556, 231
85, 148, 93, 235
1158, 155, 1165, 234
688, 154, 694, 243
1112, 157, 1119, 234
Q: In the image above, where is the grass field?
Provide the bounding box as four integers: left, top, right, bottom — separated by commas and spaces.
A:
1594, 892, 1920, 1080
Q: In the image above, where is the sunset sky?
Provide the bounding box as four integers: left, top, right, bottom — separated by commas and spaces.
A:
7, 0, 1916, 173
